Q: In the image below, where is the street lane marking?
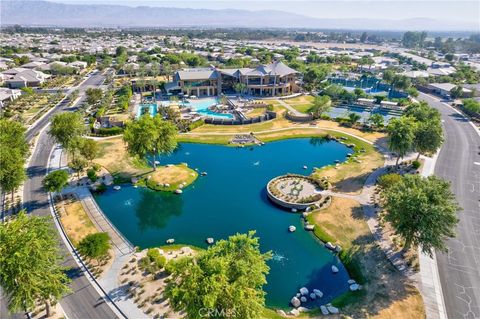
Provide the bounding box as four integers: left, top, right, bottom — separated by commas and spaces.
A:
474, 162, 480, 166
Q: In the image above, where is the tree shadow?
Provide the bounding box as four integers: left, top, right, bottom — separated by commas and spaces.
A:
331, 171, 372, 193
134, 189, 184, 231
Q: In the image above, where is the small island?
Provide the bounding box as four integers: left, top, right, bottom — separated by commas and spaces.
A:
267, 174, 328, 210
136, 163, 198, 192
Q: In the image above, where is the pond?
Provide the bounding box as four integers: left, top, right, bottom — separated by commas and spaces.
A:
94, 138, 352, 308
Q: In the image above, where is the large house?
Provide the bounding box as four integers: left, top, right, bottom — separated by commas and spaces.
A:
165, 61, 302, 97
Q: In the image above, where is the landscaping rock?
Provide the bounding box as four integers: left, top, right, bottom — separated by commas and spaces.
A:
300, 296, 307, 303
331, 265, 339, 273
313, 289, 323, 298
206, 238, 214, 244
335, 245, 342, 253
349, 284, 360, 291
166, 238, 175, 244
299, 287, 309, 296
325, 242, 335, 250
290, 297, 301, 308
304, 224, 315, 231
289, 309, 300, 316
309, 293, 316, 299
291, 208, 297, 213
347, 279, 356, 285
276, 310, 287, 317
288, 225, 296, 232
175, 189, 183, 194
302, 212, 309, 218
320, 305, 329, 315
296, 293, 301, 298
326, 305, 339, 314
298, 307, 311, 312
164, 183, 170, 187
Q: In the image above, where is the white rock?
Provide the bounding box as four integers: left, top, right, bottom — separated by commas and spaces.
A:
309, 293, 316, 299
347, 279, 356, 285
206, 238, 214, 244
325, 242, 335, 250
290, 297, 301, 308
296, 293, 301, 298
331, 265, 339, 273
175, 189, 183, 194
320, 305, 329, 315
298, 307, 311, 312
303, 165, 308, 169
327, 305, 339, 314
166, 238, 175, 244
291, 208, 298, 213
289, 309, 300, 316
350, 284, 360, 291
304, 224, 315, 231
335, 245, 342, 252
313, 289, 323, 298
276, 310, 287, 317
288, 225, 296, 232
300, 296, 307, 303
299, 287, 309, 296
164, 183, 170, 187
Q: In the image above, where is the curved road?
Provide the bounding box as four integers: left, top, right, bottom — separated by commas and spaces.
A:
1, 73, 119, 319
419, 93, 480, 319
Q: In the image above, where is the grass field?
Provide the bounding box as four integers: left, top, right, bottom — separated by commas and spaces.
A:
138, 164, 198, 192
307, 197, 425, 319
58, 198, 97, 246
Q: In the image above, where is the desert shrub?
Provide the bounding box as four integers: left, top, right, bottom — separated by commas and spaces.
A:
87, 168, 98, 182
411, 160, 421, 169
377, 173, 402, 190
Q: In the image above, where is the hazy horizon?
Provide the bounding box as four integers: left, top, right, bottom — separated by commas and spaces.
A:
54, 0, 480, 24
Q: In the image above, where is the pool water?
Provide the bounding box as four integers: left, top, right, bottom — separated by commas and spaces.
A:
94, 139, 351, 308
162, 97, 234, 119
137, 103, 157, 118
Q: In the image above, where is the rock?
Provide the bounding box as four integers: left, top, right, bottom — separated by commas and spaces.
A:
325, 242, 335, 250
201, 172, 208, 176
166, 238, 175, 244
313, 289, 323, 298
331, 265, 339, 273
290, 297, 301, 308
113, 185, 121, 191
164, 183, 170, 187
289, 309, 300, 316
276, 310, 287, 317
327, 305, 339, 314
335, 245, 342, 253
303, 165, 308, 169
305, 206, 311, 212
302, 212, 309, 218
300, 296, 307, 303
347, 279, 356, 285
154, 160, 160, 165
320, 305, 329, 315
346, 153, 352, 157
166, 164, 173, 167
288, 225, 296, 232
350, 284, 360, 291
296, 293, 301, 298
309, 293, 316, 299
206, 238, 214, 244
175, 189, 183, 194
291, 208, 297, 213
298, 307, 311, 312
304, 224, 315, 231
299, 287, 309, 296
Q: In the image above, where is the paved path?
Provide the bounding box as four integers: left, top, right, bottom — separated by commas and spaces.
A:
276, 99, 304, 116
419, 93, 480, 319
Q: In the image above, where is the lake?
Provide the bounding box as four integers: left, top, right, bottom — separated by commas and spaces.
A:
94, 138, 352, 308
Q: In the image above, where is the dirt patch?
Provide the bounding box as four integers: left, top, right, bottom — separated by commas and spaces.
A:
57, 197, 97, 246
308, 197, 424, 319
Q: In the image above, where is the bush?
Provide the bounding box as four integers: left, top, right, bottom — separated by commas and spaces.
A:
96, 126, 123, 136
187, 119, 204, 131
92, 163, 101, 172
377, 173, 402, 190
92, 182, 107, 193
411, 160, 421, 169
87, 168, 98, 182
139, 248, 167, 274
78, 232, 110, 260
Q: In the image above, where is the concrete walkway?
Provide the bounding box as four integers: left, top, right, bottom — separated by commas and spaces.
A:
276, 99, 304, 116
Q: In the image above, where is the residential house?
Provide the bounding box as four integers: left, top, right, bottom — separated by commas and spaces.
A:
5, 69, 49, 88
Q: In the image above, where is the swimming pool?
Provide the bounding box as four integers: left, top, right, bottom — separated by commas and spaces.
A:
160, 97, 234, 119
137, 103, 157, 118
94, 139, 351, 308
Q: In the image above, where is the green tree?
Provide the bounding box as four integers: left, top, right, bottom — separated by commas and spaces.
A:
368, 113, 384, 129
166, 231, 272, 319
78, 138, 99, 163
49, 112, 86, 155
0, 119, 29, 158
123, 115, 178, 170
383, 174, 460, 255
387, 116, 417, 166
462, 99, 480, 115
68, 157, 88, 180
310, 95, 331, 119
77, 232, 111, 262
0, 211, 71, 317
414, 120, 443, 159
85, 88, 103, 105
450, 86, 464, 99
233, 83, 247, 95
405, 101, 441, 122
347, 112, 361, 125
43, 170, 69, 195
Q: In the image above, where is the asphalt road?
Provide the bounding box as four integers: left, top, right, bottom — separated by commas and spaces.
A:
419, 93, 480, 319
1, 73, 119, 319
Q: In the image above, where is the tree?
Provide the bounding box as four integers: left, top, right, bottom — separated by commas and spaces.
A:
387, 116, 417, 166
166, 231, 272, 319
462, 98, 480, 115
383, 174, 460, 255
405, 101, 441, 122
85, 88, 103, 105
68, 157, 87, 180
0, 119, 29, 158
0, 211, 71, 317
43, 170, 69, 196
368, 113, 384, 128
414, 120, 443, 159
310, 95, 331, 119
347, 112, 361, 125
77, 232, 110, 262
450, 86, 464, 99
233, 83, 247, 95
78, 138, 99, 163
49, 112, 86, 155
123, 115, 178, 170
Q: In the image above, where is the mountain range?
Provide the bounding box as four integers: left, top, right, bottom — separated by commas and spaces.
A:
0, 0, 477, 31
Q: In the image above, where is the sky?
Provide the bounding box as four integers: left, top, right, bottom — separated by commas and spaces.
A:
54, 1, 480, 24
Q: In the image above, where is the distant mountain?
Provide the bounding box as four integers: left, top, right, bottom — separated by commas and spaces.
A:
0, 0, 476, 31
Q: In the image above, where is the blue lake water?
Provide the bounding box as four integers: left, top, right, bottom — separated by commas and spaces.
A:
94, 138, 351, 308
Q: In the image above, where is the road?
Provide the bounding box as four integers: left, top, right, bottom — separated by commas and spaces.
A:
1, 72, 119, 319
419, 93, 480, 319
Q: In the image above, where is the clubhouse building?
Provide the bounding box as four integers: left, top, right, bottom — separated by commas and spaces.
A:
165, 61, 301, 97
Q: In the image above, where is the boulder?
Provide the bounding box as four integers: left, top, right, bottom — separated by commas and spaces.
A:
164, 183, 170, 187
175, 189, 183, 194
291, 208, 298, 213
350, 284, 360, 291
299, 287, 309, 296
304, 224, 315, 231
309, 293, 316, 300
296, 293, 301, 298
288, 225, 296, 233
313, 289, 323, 298
302, 212, 309, 218
206, 238, 214, 244
327, 305, 339, 314
289, 309, 300, 316
276, 310, 287, 317
290, 297, 301, 308
300, 296, 307, 303
166, 238, 175, 244
325, 242, 335, 250
331, 265, 339, 273
320, 305, 329, 316
335, 245, 342, 253
347, 279, 356, 285
298, 307, 311, 312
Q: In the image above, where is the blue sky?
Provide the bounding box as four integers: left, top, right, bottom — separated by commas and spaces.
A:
54, 1, 480, 24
